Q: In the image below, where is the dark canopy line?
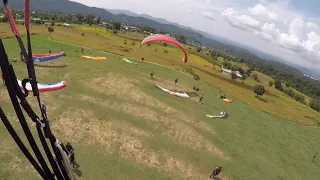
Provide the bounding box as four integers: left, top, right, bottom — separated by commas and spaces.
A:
3, 0, 28, 61
0, 0, 73, 179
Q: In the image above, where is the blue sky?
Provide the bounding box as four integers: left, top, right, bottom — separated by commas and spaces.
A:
72, 0, 320, 69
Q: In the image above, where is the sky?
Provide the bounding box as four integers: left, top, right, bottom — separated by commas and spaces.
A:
71, 0, 320, 69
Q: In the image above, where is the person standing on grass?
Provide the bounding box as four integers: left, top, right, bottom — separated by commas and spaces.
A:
210, 166, 222, 178
81, 47, 84, 53
13, 57, 17, 62
199, 94, 204, 102
150, 71, 155, 79
312, 153, 317, 162
175, 78, 179, 85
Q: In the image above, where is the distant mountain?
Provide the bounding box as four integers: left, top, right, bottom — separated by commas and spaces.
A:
105, 9, 140, 17
106, 9, 174, 25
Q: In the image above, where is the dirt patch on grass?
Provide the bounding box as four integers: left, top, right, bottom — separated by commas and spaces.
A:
0, 138, 36, 175
85, 73, 177, 114
119, 139, 207, 179
52, 108, 152, 146
196, 121, 217, 135
26, 92, 60, 112
163, 122, 226, 159
0, 88, 9, 101
81, 95, 159, 123
79, 94, 222, 158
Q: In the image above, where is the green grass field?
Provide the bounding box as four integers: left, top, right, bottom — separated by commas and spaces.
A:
0, 25, 320, 180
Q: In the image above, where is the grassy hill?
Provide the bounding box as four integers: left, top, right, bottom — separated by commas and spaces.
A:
1, 31, 320, 179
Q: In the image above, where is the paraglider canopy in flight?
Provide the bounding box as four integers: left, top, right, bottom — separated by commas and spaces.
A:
141, 34, 188, 63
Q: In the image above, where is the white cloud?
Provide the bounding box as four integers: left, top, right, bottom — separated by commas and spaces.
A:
221, 8, 260, 32
288, 18, 305, 39
203, 11, 215, 20
249, 4, 278, 21
221, 6, 320, 66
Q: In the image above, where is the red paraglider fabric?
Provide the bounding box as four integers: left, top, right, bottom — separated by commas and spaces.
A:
141, 34, 188, 63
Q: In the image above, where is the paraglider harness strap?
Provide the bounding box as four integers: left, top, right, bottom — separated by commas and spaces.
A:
1, 0, 72, 179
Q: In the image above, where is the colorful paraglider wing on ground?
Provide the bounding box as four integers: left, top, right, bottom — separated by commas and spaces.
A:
223, 99, 232, 103
81, 55, 107, 60
156, 84, 190, 98
122, 58, 139, 65
21, 51, 65, 62
17, 79, 66, 92
32, 51, 65, 62
141, 34, 188, 63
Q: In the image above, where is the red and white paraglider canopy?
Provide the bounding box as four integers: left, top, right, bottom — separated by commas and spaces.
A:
141, 34, 188, 63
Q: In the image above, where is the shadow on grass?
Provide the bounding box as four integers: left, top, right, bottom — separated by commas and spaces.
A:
256, 96, 268, 103
212, 177, 222, 180
312, 161, 320, 167
186, 91, 199, 97
34, 64, 68, 68
72, 161, 82, 177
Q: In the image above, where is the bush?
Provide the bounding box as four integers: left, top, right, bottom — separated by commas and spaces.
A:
245, 69, 252, 76
47, 27, 54, 33
309, 98, 320, 112
252, 73, 259, 82
124, 40, 127, 44
274, 79, 282, 91
268, 81, 274, 87
164, 50, 168, 53
253, 84, 265, 96
81, 32, 84, 36
284, 88, 296, 98
294, 94, 306, 104
196, 47, 201, 52
238, 68, 244, 75
51, 21, 55, 26
132, 41, 135, 46
147, 43, 151, 46
285, 82, 291, 87
163, 42, 167, 47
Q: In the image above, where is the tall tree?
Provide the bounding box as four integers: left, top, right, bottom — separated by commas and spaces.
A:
177, 35, 186, 44
274, 79, 282, 90
76, 13, 83, 23
86, 14, 95, 26
96, 16, 101, 24
309, 98, 320, 112
112, 21, 121, 30
253, 85, 265, 97
268, 80, 274, 87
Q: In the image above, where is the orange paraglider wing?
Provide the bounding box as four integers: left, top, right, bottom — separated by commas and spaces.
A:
141, 34, 188, 63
